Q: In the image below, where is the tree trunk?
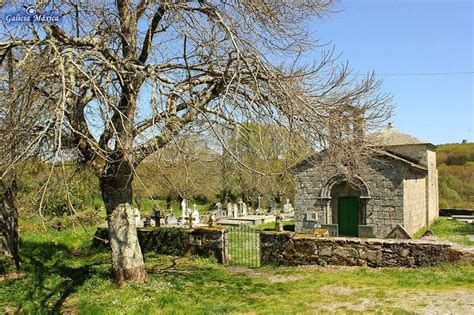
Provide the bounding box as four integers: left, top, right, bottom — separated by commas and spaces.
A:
100, 160, 147, 285
0, 179, 20, 271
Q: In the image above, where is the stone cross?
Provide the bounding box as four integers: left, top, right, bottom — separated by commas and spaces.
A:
257, 195, 261, 210
152, 206, 161, 227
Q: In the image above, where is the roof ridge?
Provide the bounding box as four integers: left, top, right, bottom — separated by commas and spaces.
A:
368, 124, 431, 146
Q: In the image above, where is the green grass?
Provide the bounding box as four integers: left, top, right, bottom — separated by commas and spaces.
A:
1, 221, 473, 314
414, 217, 474, 246
254, 220, 294, 231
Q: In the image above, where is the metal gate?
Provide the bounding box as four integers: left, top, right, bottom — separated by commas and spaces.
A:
226, 225, 260, 268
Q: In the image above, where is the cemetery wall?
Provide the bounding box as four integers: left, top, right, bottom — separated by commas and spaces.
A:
94, 226, 228, 264
260, 231, 468, 267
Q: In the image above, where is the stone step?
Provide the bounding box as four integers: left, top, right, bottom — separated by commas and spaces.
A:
450, 215, 474, 220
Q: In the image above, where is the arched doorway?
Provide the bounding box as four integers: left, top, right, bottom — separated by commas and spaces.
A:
318, 175, 370, 237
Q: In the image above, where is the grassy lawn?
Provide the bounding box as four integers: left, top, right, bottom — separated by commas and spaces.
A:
1, 224, 473, 314
414, 217, 474, 246
254, 220, 294, 231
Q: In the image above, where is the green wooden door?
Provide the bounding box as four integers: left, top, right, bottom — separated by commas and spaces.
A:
338, 197, 359, 237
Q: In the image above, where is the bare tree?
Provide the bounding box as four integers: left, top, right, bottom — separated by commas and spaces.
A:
0, 48, 41, 270
0, 1, 391, 284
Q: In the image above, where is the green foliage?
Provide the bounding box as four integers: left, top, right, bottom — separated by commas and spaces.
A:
15, 159, 100, 216
437, 143, 474, 165
414, 217, 474, 246
437, 143, 474, 209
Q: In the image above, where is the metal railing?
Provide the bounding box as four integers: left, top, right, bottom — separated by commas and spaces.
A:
226, 225, 260, 268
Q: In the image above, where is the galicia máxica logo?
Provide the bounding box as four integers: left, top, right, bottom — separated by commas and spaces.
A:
3, 6, 60, 24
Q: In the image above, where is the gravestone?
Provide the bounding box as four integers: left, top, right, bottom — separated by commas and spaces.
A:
178, 216, 187, 226
133, 208, 143, 228
181, 199, 188, 217
242, 202, 248, 216
283, 199, 294, 213
233, 203, 239, 218
248, 206, 254, 215
386, 224, 412, 239
191, 204, 200, 225
215, 202, 224, 217
270, 198, 277, 212
215, 201, 221, 213
165, 213, 178, 225
227, 203, 233, 218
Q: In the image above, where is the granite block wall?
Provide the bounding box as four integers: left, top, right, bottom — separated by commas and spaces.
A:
94, 226, 228, 264
260, 231, 467, 267
294, 158, 407, 238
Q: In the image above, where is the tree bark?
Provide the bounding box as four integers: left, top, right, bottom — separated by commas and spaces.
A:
0, 179, 20, 270
100, 160, 147, 285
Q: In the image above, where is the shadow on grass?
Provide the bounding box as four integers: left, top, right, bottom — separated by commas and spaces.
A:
4, 239, 110, 314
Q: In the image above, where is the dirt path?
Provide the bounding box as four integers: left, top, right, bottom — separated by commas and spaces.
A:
319, 288, 474, 314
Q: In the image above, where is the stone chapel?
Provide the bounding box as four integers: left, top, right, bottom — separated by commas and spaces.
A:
293, 123, 439, 238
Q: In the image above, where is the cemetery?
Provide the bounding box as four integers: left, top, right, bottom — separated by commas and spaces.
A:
92, 198, 473, 270
1, 0, 473, 313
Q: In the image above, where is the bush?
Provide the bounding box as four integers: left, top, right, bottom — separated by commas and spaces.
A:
437, 143, 474, 209
445, 153, 468, 166
16, 160, 99, 216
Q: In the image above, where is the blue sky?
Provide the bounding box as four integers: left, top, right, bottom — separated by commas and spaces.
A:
307, 0, 473, 144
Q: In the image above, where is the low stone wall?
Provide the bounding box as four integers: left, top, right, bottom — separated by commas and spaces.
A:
94, 226, 228, 264
260, 231, 468, 267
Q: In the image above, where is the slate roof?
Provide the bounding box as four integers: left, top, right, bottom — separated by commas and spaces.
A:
373, 149, 427, 172
292, 123, 432, 173
292, 148, 427, 173
369, 123, 432, 146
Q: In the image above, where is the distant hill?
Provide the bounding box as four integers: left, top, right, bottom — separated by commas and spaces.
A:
437, 142, 474, 209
